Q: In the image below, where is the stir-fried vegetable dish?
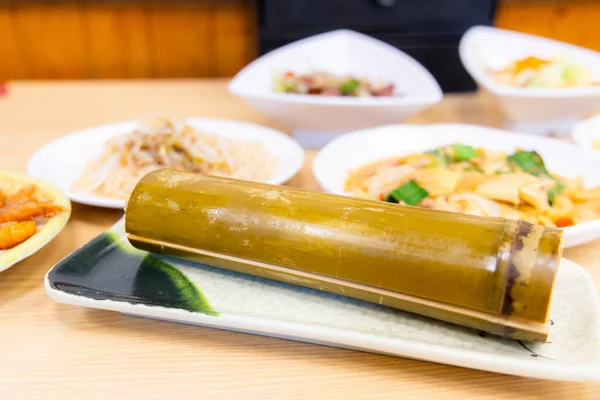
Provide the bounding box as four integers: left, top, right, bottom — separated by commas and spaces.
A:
273, 71, 396, 97
345, 144, 600, 228
490, 56, 598, 88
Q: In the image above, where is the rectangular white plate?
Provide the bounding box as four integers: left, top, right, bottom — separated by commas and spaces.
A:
45, 219, 600, 381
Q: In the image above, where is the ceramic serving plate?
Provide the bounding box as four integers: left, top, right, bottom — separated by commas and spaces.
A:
0, 170, 71, 272
229, 29, 442, 132
313, 123, 600, 248
27, 118, 304, 209
45, 219, 600, 381
460, 26, 600, 135
573, 114, 600, 153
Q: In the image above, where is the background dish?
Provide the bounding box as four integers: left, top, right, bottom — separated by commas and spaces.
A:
460, 26, 600, 135
313, 123, 600, 248
45, 219, 600, 381
573, 114, 600, 153
0, 170, 70, 272
489, 56, 597, 89
229, 30, 442, 132
27, 118, 304, 209
273, 71, 396, 97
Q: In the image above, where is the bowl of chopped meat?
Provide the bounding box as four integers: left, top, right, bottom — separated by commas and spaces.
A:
272, 71, 396, 97
229, 30, 442, 132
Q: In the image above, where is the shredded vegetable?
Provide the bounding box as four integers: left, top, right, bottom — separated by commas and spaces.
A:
72, 119, 278, 200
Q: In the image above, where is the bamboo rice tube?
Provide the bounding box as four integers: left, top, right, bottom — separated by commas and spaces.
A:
125, 169, 563, 342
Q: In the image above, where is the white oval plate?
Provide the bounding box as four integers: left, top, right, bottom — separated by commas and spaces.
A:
0, 170, 71, 272
573, 114, 600, 153
27, 118, 305, 209
313, 123, 600, 248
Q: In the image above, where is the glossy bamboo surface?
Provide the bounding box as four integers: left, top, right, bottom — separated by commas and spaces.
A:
125, 170, 563, 341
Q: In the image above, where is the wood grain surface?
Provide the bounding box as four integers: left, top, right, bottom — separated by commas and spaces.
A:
496, 1, 600, 52
0, 1, 257, 81
0, 1, 599, 81
0, 80, 599, 399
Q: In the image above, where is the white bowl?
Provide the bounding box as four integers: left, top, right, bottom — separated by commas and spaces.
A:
573, 114, 600, 153
460, 26, 600, 135
313, 123, 600, 248
229, 29, 442, 132
27, 118, 305, 209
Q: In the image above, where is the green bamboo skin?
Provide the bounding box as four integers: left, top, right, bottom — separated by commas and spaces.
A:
125, 169, 563, 342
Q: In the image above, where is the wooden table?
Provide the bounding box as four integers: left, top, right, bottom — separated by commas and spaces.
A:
1, 79, 599, 399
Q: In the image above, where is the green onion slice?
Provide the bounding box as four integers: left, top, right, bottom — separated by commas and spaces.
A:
385, 181, 429, 206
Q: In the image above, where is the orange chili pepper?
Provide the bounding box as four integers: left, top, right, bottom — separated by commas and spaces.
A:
0, 221, 37, 250
556, 218, 574, 228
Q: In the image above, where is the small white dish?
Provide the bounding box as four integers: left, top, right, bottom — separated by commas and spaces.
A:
573, 114, 600, 152
460, 26, 600, 135
313, 123, 600, 248
229, 29, 442, 132
27, 118, 304, 209
46, 219, 600, 381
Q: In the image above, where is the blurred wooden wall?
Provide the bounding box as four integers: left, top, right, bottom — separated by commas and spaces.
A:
0, 1, 257, 80
0, 0, 598, 81
496, 0, 600, 53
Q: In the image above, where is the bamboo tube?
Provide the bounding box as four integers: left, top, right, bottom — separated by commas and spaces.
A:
125, 169, 563, 342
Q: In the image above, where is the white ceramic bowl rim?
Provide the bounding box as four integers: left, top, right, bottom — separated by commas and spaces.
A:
573, 114, 600, 148
229, 29, 443, 107
460, 25, 600, 99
